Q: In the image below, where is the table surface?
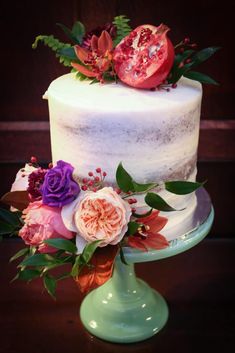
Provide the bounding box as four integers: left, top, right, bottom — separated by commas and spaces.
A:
0, 238, 234, 353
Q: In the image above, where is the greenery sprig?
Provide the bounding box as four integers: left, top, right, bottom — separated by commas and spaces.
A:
112, 15, 132, 46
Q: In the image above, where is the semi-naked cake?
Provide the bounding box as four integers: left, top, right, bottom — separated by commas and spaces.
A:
45, 72, 202, 240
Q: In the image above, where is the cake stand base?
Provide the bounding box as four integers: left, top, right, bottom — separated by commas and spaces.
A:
80, 189, 214, 343
80, 260, 169, 343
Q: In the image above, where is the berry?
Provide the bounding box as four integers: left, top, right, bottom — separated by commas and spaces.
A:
88, 180, 94, 186
81, 185, 88, 191
115, 188, 121, 194
94, 176, 100, 182
30, 156, 37, 164
172, 83, 177, 89
92, 187, 97, 192
96, 167, 101, 173
82, 178, 89, 184
103, 171, 107, 177
88, 171, 93, 177
131, 208, 136, 213
48, 162, 53, 169
183, 37, 190, 44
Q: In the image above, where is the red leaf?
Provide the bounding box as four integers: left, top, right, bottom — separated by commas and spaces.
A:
1, 191, 30, 211
71, 62, 97, 77
75, 245, 118, 294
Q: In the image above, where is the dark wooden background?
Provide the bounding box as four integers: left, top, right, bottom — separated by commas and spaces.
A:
0, 0, 235, 238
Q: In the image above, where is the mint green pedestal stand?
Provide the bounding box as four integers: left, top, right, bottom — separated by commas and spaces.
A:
80, 189, 214, 343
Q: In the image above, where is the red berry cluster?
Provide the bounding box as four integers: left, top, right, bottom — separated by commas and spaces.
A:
81, 168, 107, 192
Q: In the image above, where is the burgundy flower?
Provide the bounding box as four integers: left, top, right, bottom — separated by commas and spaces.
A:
27, 168, 47, 201
82, 23, 116, 50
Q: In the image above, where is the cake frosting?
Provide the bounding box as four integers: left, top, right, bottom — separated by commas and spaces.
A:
45, 72, 202, 240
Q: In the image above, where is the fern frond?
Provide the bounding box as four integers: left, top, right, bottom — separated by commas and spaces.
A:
32, 35, 72, 67
112, 15, 132, 46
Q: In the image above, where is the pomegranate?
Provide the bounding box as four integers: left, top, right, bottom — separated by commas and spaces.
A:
113, 24, 175, 89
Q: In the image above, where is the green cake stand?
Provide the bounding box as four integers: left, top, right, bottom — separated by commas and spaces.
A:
80, 188, 214, 343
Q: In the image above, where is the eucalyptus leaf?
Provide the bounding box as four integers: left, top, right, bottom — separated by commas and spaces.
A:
183, 71, 219, 85
145, 193, 179, 212
43, 275, 57, 299
116, 162, 135, 193
10, 247, 29, 262
165, 180, 205, 195
190, 47, 221, 67
44, 238, 77, 254
71, 255, 82, 277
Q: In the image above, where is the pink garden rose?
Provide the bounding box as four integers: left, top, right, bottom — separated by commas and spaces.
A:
19, 201, 74, 253
62, 187, 131, 252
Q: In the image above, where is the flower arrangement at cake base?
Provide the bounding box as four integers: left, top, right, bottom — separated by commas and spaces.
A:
0, 156, 204, 297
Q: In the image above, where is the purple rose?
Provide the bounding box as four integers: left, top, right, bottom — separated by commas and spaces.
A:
41, 160, 80, 207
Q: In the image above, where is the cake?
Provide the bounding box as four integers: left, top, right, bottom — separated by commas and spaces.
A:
45, 72, 202, 240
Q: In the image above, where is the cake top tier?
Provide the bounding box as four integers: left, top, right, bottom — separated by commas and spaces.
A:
47, 73, 202, 112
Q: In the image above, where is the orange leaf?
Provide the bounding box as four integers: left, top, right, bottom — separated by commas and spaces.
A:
75, 245, 118, 294
71, 62, 97, 77
1, 191, 30, 211
98, 30, 113, 54
74, 45, 89, 63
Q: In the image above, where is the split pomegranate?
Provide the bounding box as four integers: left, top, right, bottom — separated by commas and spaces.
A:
113, 24, 175, 89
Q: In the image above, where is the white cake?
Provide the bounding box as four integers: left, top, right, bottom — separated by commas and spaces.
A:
45, 73, 202, 240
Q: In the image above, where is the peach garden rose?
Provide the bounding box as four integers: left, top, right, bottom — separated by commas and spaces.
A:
62, 187, 132, 252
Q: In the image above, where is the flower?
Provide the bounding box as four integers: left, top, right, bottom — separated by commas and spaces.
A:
11, 163, 38, 192
127, 210, 169, 251
71, 30, 113, 82
19, 201, 74, 253
82, 23, 116, 50
41, 160, 80, 207
27, 168, 47, 201
62, 187, 131, 252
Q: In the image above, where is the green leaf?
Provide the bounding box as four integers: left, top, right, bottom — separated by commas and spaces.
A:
165, 180, 205, 195
0, 221, 15, 235
116, 162, 134, 193
113, 15, 132, 46
19, 254, 59, 267
132, 209, 153, 218
43, 275, 57, 299
0, 208, 21, 225
127, 221, 141, 235
190, 47, 221, 67
58, 47, 77, 61
18, 269, 41, 281
10, 247, 29, 262
183, 71, 219, 85
71, 255, 82, 277
145, 193, 179, 212
72, 21, 85, 43
132, 181, 158, 192
119, 247, 128, 265
43, 238, 77, 254
81, 240, 102, 264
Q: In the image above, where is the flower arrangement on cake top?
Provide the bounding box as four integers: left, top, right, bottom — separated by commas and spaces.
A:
0, 157, 203, 297
32, 15, 220, 89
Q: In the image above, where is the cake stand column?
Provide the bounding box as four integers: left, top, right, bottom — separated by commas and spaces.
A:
80, 257, 168, 343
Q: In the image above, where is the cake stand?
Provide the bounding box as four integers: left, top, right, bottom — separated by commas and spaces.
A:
80, 188, 214, 343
